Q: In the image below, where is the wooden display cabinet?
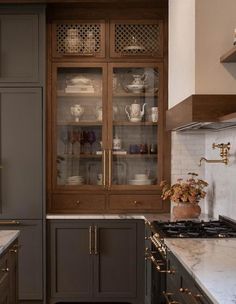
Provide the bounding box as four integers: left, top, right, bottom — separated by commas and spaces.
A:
47, 13, 170, 214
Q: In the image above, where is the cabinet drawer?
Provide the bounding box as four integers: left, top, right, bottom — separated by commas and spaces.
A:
52, 194, 106, 211
109, 195, 163, 210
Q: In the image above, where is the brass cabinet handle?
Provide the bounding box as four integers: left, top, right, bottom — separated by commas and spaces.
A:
94, 225, 98, 255
102, 149, 106, 187
108, 149, 112, 188
9, 249, 18, 253
75, 200, 80, 205
187, 291, 203, 303
0, 220, 20, 226
1, 268, 10, 272
163, 291, 179, 304
89, 226, 93, 255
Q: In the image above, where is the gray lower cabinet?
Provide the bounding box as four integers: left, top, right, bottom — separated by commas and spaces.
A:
0, 88, 43, 219
48, 219, 145, 304
0, 5, 45, 86
166, 251, 212, 304
0, 220, 43, 301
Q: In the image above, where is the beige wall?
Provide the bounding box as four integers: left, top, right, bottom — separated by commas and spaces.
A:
195, 0, 236, 93
169, 0, 236, 219
168, 0, 195, 107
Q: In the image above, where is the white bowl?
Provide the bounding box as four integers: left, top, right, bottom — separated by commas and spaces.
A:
126, 84, 145, 93
134, 174, 148, 180
128, 179, 152, 185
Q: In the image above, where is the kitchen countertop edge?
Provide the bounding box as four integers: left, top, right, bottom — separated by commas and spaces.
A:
0, 230, 20, 255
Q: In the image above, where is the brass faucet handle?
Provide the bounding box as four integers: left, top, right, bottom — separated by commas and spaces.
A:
212, 142, 231, 150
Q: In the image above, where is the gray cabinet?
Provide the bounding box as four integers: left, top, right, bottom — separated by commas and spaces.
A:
0, 6, 45, 86
166, 251, 212, 304
0, 88, 43, 219
0, 220, 43, 301
48, 219, 145, 304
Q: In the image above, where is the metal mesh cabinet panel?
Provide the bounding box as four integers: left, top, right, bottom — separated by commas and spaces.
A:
52, 20, 105, 58
110, 20, 163, 58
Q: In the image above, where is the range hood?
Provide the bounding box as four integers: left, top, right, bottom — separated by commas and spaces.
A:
166, 94, 236, 131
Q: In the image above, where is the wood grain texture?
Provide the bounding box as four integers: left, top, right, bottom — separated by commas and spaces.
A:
166, 94, 236, 131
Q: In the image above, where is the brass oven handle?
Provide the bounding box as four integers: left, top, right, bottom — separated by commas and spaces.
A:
163, 291, 179, 304
103, 149, 106, 187
89, 226, 93, 255
145, 251, 165, 269
108, 149, 112, 188
0, 220, 20, 226
94, 225, 98, 255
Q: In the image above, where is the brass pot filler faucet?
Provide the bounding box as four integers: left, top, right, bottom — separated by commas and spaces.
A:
199, 142, 230, 166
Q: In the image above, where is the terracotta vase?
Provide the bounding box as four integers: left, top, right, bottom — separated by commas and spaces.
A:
173, 203, 201, 219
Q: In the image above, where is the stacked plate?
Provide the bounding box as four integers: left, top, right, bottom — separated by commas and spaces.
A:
128, 174, 152, 185
67, 175, 84, 185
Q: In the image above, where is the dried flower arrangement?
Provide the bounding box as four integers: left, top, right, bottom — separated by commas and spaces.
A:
160, 172, 208, 204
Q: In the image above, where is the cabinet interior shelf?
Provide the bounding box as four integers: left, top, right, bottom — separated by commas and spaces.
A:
57, 91, 102, 98
113, 153, 157, 158
113, 121, 158, 126
58, 153, 157, 159
58, 121, 102, 126
220, 46, 236, 62
113, 92, 158, 97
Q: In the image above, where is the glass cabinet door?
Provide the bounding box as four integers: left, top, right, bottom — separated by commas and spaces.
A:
108, 63, 162, 188
53, 64, 106, 188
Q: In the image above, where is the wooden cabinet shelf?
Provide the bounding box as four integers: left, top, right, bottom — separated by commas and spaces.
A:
113, 121, 158, 126
113, 153, 157, 158
58, 121, 102, 126
113, 92, 158, 98
57, 91, 102, 98
220, 46, 236, 62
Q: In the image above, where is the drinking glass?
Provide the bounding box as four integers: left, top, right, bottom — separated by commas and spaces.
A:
59, 126, 69, 154
87, 131, 96, 154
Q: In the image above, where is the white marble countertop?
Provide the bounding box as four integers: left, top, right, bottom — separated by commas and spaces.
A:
0, 230, 20, 255
46, 213, 171, 221
165, 238, 236, 304
46, 213, 213, 222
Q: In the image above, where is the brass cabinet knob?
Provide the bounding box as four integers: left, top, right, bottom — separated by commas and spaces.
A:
179, 288, 189, 293
1, 268, 10, 272
75, 200, 80, 205
9, 249, 17, 253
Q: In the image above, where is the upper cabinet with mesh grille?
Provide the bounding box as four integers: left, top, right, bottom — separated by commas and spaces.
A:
110, 20, 163, 58
52, 20, 106, 58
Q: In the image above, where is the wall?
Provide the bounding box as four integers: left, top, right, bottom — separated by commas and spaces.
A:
169, 0, 236, 218
195, 0, 236, 93
168, 0, 195, 107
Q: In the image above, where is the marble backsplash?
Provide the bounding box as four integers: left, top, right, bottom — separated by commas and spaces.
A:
205, 128, 236, 219
171, 128, 236, 220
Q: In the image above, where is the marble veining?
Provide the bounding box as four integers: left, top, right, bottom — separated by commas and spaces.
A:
0, 230, 20, 255
46, 213, 212, 222
165, 238, 236, 304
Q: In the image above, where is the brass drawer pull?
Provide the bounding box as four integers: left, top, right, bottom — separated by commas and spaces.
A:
163, 291, 179, 304
75, 200, 80, 205
1, 268, 9, 272
9, 249, 18, 253
179, 288, 189, 293
0, 220, 20, 226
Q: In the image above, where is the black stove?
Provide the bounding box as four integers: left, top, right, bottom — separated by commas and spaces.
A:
151, 215, 236, 238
